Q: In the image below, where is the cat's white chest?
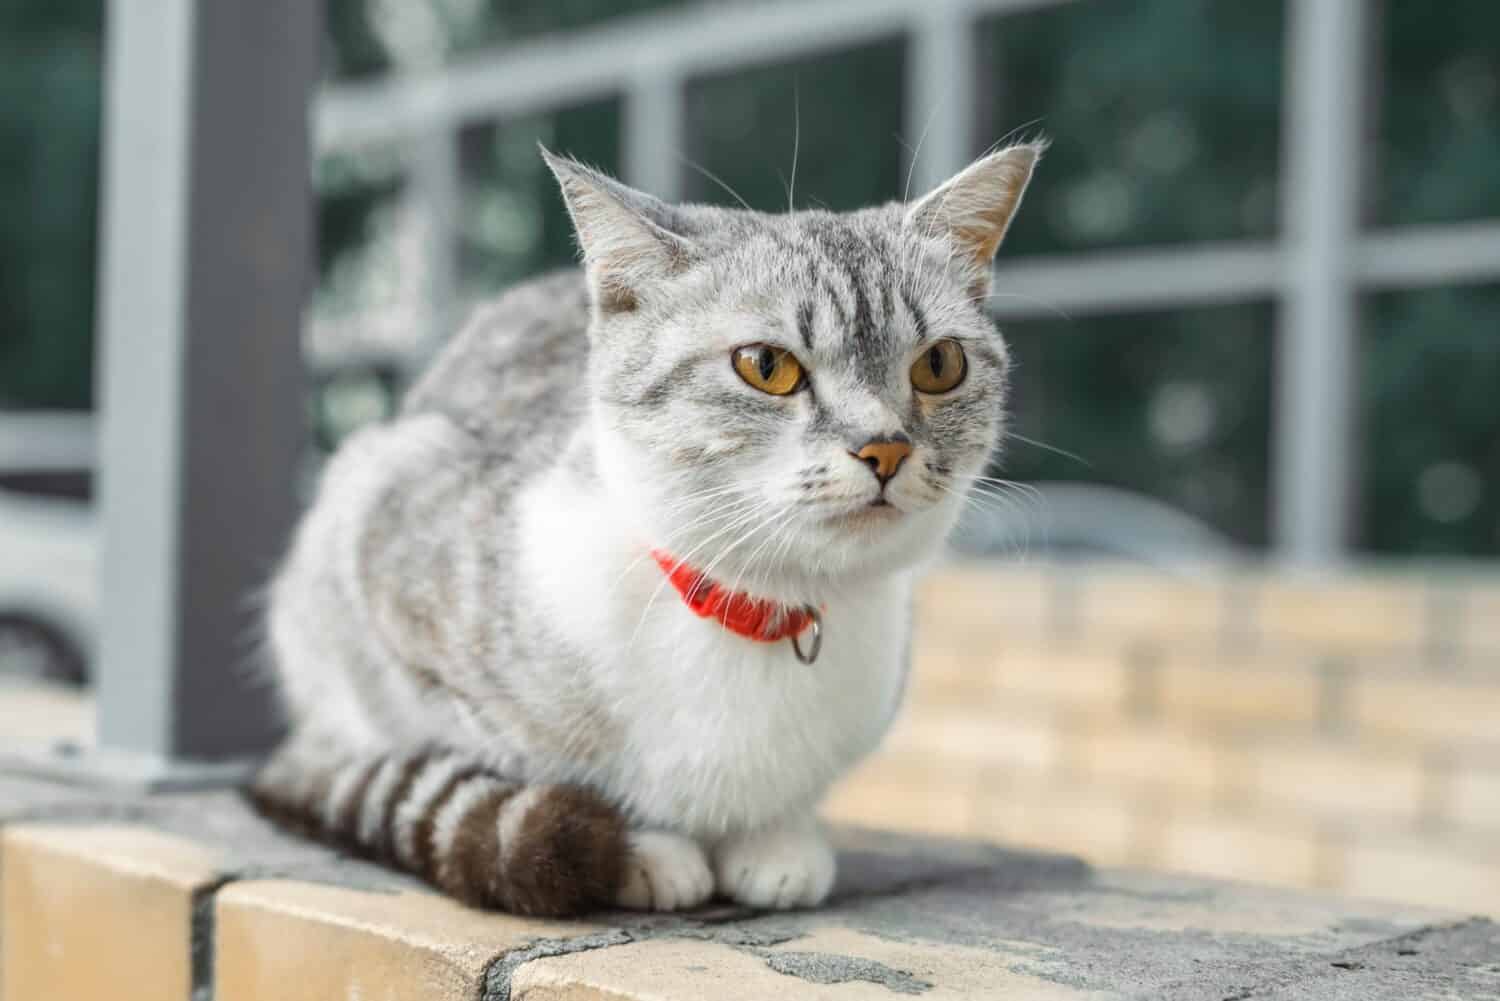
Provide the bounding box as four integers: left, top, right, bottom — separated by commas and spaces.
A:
517, 472, 912, 837
602, 576, 910, 835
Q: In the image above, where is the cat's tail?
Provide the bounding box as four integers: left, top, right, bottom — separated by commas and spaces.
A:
248, 736, 627, 916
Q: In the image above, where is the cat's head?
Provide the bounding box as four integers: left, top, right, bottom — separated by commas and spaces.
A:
545, 143, 1041, 596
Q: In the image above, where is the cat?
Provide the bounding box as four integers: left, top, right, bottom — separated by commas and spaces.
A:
251, 139, 1042, 916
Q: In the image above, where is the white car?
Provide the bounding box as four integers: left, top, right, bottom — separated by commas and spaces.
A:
0, 413, 97, 683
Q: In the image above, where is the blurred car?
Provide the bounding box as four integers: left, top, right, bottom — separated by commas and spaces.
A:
0, 412, 96, 685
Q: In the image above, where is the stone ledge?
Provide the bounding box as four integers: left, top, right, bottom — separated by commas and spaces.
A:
2, 773, 1497, 1000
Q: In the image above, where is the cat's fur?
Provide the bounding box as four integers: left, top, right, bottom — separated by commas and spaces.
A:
252, 141, 1041, 915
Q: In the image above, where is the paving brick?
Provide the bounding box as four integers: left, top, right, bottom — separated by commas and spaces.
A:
1151, 810, 1323, 889
510, 927, 1101, 1000
1254, 576, 1428, 652
1244, 738, 1426, 824
215, 879, 589, 1001
1, 823, 222, 1001
1344, 834, 1500, 918
1158, 658, 1323, 732
1447, 763, 1500, 834
1351, 674, 1500, 750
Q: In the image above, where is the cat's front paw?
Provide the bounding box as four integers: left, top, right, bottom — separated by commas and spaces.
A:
713, 817, 836, 910
615, 830, 714, 911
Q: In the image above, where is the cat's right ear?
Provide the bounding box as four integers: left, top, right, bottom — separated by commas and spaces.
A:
541, 146, 696, 315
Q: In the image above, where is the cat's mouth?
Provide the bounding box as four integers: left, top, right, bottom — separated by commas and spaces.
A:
828, 499, 905, 526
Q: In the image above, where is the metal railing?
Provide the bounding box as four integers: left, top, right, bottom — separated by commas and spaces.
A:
313, 0, 1500, 567
51, 0, 1499, 769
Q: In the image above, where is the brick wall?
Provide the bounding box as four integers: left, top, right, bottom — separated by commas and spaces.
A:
824, 562, 1500, 916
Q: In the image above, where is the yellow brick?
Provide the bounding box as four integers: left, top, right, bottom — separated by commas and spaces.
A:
822, 754, 980, 839
1245, 739, 1425, 824
882, 704, 1060, 773
1152, 811, 1321, 889
1079, 569, 1225, 640
907, 645, 996, 703
1158, 659, 1322, 731
1465, 587, 1500, 653
914, 565, 1053, 646
1255, 576, 1427, 652
2, 824, 222, 1001
909, 645, 1132, 717
1072, 723, 1227, 800
1351, 674, 1500, 749
974, 777, 1141, 867
1344, 835, 1500, 917
1448, 764, 1500, 834
215, 880, 589, 1001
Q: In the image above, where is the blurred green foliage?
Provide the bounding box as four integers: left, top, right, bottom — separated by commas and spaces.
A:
976, 0, 1284, 254
1002, 304, 1274, 547
1362, 285, 1500, 556
457, 98, 624, 295
0, 0, 101, 409
4, 0, 1499, 557
682, 38, 906, 212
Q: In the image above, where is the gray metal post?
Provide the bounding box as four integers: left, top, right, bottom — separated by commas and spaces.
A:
1273, 0, 1368, 564
625, 70, 684, 202
93, 0, 320, 772
907, 0, 975, 196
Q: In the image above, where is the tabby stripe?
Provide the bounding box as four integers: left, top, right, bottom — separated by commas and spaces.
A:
356, 755, 411, 849
410, 765, 487, 873
391, 754, 472, 869
439, 785, 512, 906
429, 775, 517, 899
375, 751, 434, 860
328, 757, 383, 840
494, 785, 548, 870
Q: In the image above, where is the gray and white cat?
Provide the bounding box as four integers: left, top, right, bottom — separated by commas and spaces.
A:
252, 141, 1041, 916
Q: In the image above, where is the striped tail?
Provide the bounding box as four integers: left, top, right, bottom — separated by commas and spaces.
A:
249, 738, 627, 917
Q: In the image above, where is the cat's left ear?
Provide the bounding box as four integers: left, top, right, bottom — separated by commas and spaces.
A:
541, 146, 696, 316
904, 141, 1044, 296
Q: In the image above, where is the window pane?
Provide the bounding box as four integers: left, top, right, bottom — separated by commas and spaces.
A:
1375, 0, 1500, 226
975, 0, 1284, 255
1360, 285, 1500, 557
457, 98, 623, 296
997, 303, 1274, 549
684, 38, 907, 212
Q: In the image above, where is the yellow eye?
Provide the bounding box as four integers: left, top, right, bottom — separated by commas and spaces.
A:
910, 339, 967, 394
732, 344, 806, 396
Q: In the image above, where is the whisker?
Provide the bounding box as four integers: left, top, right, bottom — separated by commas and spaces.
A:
679, 155, 754, 211
1000, 432, 1093, 469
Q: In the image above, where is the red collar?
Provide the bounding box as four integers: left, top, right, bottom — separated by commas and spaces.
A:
651, 550, 816, 645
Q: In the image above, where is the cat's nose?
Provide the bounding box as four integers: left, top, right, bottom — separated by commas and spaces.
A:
851, 436, 913, 485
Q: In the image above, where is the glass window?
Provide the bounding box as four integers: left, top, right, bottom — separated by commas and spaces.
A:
974, 0, 1285, 255
1374, 0, 1500, 226
1360, 284, 1500, 557
684, 38, 907, 212
998, 303, 1274, 549
457, 98, 623, 298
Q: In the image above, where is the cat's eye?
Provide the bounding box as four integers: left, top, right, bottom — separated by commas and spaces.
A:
732, 344, 806, 396
910, 339, 967, 394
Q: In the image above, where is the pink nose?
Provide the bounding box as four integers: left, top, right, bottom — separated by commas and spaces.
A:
852, 440, 913, 484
